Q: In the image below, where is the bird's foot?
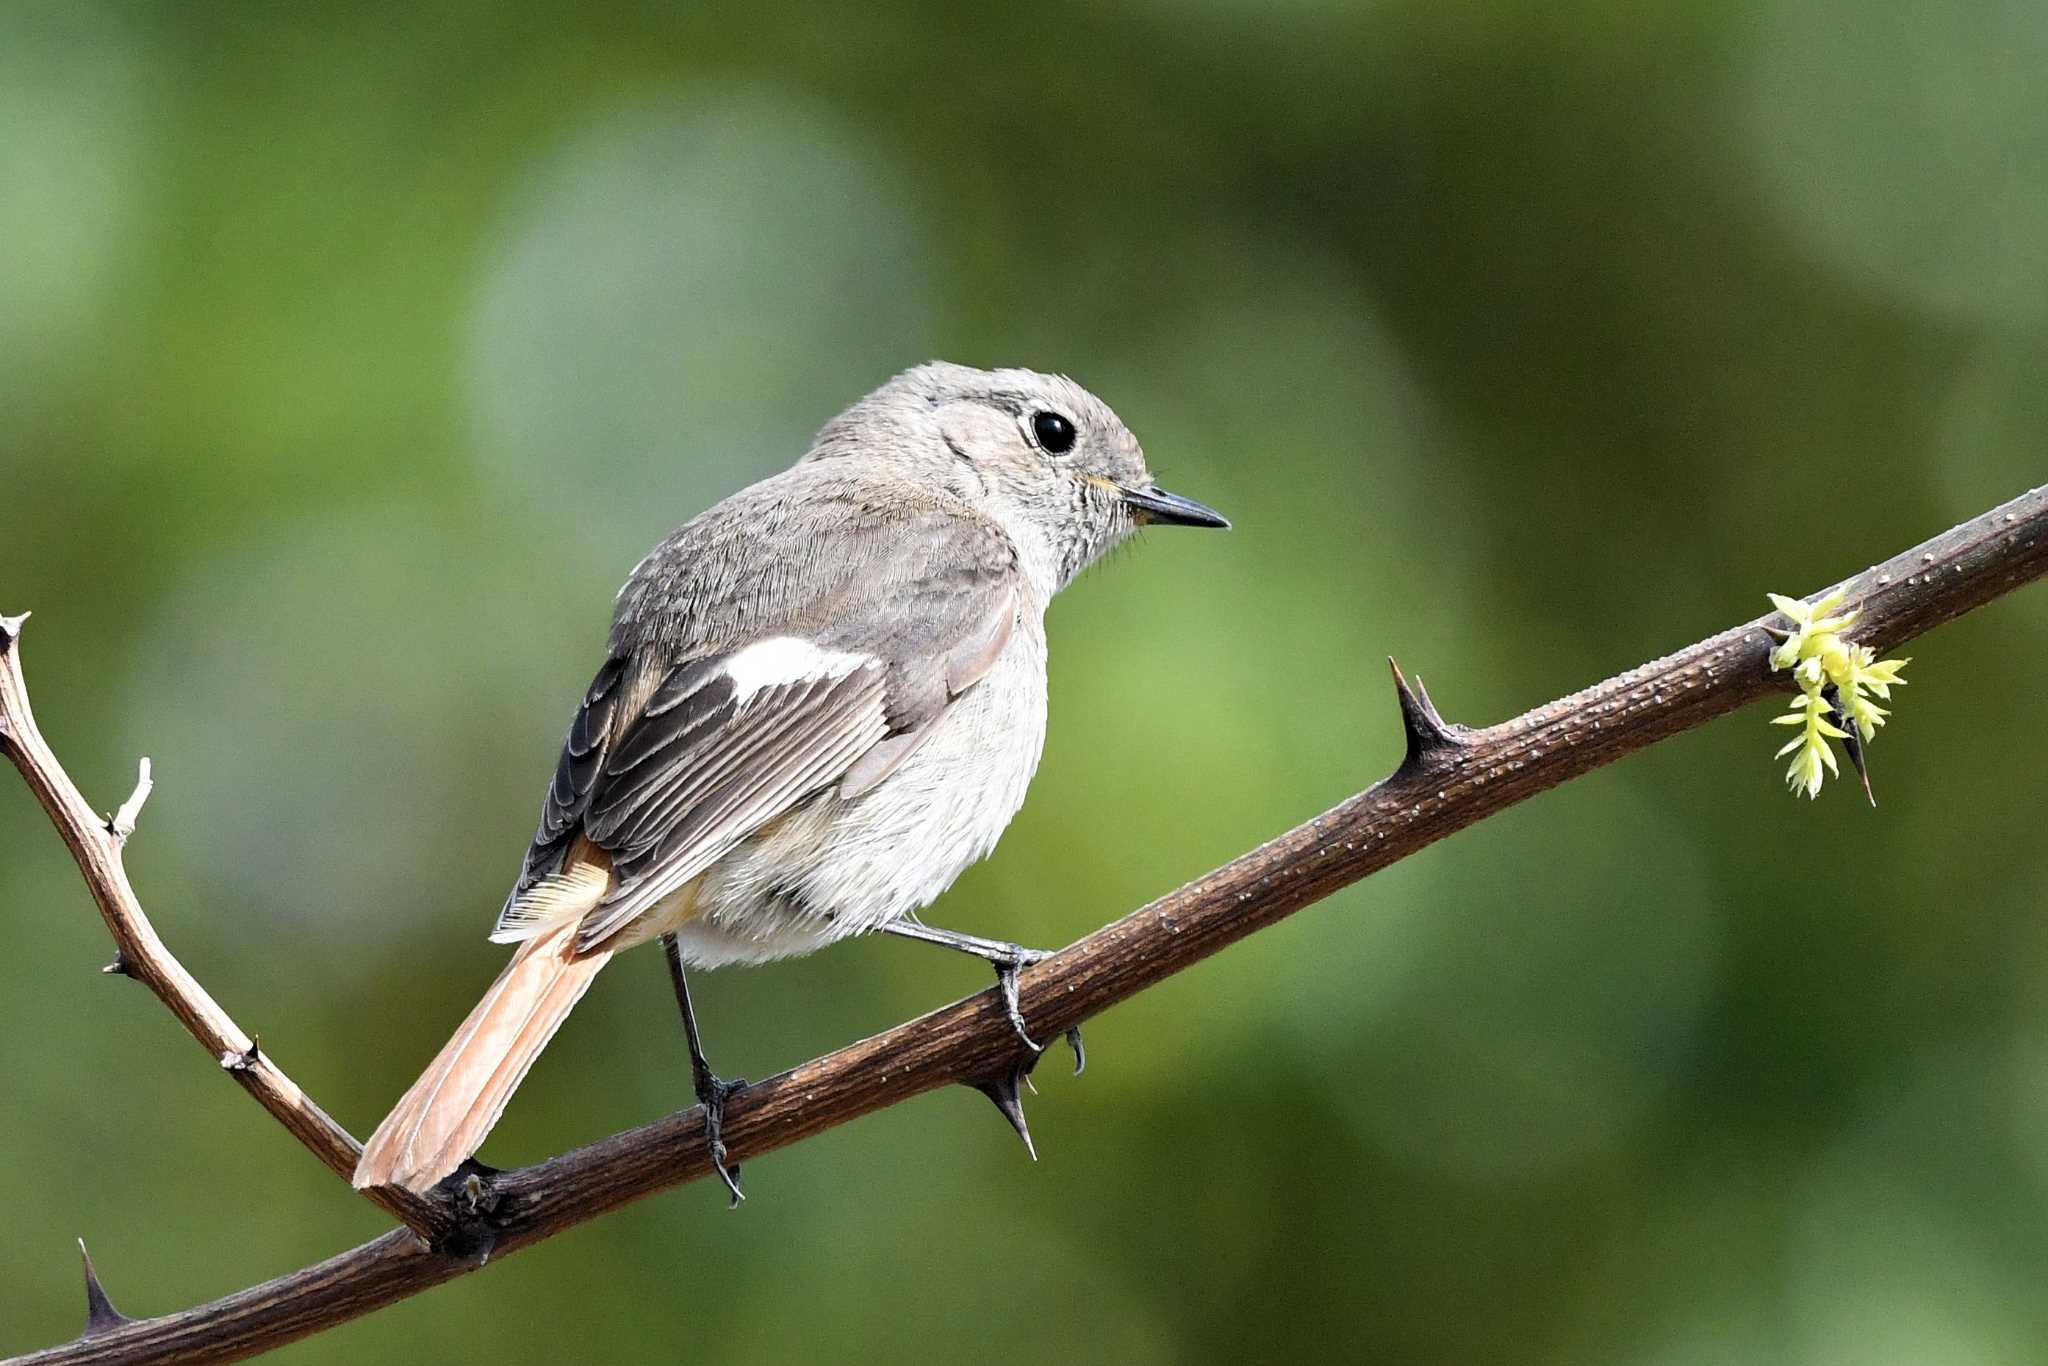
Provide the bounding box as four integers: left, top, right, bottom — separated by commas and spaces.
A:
694, 1070, 749, 1208
878, 920, 1083, 1073
990, 949, 1047, 1052
987, 949, 1083, 1075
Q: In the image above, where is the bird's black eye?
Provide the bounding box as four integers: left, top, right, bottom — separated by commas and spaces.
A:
1030, 411, 1077, 454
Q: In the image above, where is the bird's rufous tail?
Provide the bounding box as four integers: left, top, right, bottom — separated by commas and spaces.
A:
353, 918, 612, 1194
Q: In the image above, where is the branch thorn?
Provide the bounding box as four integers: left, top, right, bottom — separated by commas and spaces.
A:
77, 1237, 132, 1338
969, 1065, 1038, 1161
107, 757, 153, 844
220, 1038, 261, 1072
101, 949, 133, 978
1389, 658, 1457, 767
1845, 738, 1876, 806
1818, 688, 1875, 806
1825, 689, 1877, 807
0, 609, 29, 645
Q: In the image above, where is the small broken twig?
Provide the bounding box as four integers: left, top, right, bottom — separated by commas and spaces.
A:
105, 758, 151, 844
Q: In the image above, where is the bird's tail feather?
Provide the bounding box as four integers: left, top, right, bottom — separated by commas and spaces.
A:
353, 918, 612, 1194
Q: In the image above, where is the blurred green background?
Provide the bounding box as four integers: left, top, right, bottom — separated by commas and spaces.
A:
4, 1, 2047, 1361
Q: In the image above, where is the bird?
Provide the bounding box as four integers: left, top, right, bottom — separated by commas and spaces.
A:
351, 361, 1227, 1200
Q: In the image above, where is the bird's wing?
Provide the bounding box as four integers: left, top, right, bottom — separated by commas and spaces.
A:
492, 494, 1022, 953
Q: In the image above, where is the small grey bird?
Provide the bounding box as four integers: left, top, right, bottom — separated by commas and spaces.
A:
353, 361, 1226, 1198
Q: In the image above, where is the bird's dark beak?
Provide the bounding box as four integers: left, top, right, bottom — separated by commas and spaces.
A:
1121, 484, 1230, 529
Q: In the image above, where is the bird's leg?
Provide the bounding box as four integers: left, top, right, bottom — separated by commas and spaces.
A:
660, 932, 746, 1207
880, 920, 1082, 1071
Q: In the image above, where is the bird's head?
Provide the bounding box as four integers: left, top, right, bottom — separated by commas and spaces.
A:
806, 361, 1227, 594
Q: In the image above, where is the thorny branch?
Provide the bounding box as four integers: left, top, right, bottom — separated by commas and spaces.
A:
4, 483, 2045, 1365
0, 612, 449, 1244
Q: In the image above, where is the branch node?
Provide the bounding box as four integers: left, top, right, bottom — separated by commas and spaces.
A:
101, 949, 134, 978
435, 1163, 504, 1266
219, 1038, 261, 1072
107, 757, 153, 844
77, 1237, 133, 1339
1389, 658, 1460, 767
969, 1063, 1038, 1161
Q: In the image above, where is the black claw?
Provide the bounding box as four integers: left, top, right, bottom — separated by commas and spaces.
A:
77, 1238, 130, 1338
1065, 1027, 1086, 1076
995, 950, 1056, 1056
995, 958, 1048, 1056
699, 1076, 748, 1208
971, 1066, 1037, 1161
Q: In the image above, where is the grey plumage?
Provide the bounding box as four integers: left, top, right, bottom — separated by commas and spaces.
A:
354, 360, 1224, 1194
496, 476, 1028, 956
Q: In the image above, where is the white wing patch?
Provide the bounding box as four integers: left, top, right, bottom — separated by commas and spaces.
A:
723, 636, 873, 701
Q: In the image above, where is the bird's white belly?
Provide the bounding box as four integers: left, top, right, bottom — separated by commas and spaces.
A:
666, 621, 1049, 967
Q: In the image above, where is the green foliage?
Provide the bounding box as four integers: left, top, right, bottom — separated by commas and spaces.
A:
1765, 589, 1910, 798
